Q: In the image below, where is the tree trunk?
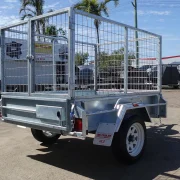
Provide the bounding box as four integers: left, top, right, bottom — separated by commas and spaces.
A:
96, 25, 100, 45
95, 20, 100, 63
36, 21, 41, 41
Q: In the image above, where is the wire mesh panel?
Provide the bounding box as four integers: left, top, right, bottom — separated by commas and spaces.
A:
74, 13, 96, 96
74, 10, 161, 97
3, 23, 28, 92
75, 42, 95, 90
75, 11, 125, 97
127, 29, 159, 91
97, 22, 125, 93
1, 8, 161, 97
31, 11, 69, 93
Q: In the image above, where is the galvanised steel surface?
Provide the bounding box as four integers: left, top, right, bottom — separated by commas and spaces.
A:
0, 7, 161, 96
1, 92, 166, 134
0, 7, 166, 137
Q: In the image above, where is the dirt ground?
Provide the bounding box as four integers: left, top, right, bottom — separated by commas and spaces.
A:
0, 90, 179, 180
163, 89, 180, 108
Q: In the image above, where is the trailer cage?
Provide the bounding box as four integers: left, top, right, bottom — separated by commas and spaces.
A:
0, 7, 166, 164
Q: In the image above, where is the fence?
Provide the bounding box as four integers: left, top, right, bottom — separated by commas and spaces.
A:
0, 7, 162, 98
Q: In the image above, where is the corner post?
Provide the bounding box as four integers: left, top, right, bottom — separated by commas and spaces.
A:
28, 19, 35, 95
68, 7, 75, 98
124, 27, 128, 93
94, 45, 98, 92
158, 36, 162, 92
0, 29, 5, 92
52, 39, 57, 91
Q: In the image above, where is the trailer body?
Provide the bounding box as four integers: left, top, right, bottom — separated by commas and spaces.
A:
0, 7, 166, 163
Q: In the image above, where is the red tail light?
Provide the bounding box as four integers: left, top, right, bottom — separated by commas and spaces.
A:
74, 118, 82, 132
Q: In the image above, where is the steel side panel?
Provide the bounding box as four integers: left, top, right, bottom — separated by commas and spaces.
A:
2, 117, 67, 133
1, 96, 71, 132
36, 105, 65, 121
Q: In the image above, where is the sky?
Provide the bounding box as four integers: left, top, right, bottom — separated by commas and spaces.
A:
0, 0, 179, 57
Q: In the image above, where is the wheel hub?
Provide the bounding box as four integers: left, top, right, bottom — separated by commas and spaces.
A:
43, 131, 57, 138
128, 134, 137, 143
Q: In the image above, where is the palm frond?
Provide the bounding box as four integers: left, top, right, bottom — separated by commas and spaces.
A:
74, 1, 88, 11
19, 0, 44, 16
74, 0, 99, 14
19, 6, 25, 14
19, 7, 36, 15
99, 2, 109, 17
21, 0, 34, 8
47, 9, 54, 13
104, 0, 119, 7
21, 13, 33, 20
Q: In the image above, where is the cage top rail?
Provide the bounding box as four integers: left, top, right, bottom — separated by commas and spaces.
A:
0, 20, 28, 31
74, 9, 161, 38
0, 6, 161, 39
0, 7, 71, 30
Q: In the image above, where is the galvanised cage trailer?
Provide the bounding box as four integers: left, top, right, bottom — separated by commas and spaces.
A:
0, 7, 166, 164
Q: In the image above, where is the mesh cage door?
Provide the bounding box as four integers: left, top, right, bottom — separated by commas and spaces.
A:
3, 22, 29, 93
31, 11, 69, 94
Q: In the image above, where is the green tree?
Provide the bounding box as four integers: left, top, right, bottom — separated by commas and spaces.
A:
19, 0, 44, 19
75, 52, 89, 66
99, 47, 135, 70
44, 9, 66, 38
74, 0, 119, 44
45, 25, 66, 37
19, 0, 45, 35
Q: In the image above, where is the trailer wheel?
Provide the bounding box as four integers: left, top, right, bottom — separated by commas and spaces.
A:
31, 129, 60, 144
112, 116, 146, 164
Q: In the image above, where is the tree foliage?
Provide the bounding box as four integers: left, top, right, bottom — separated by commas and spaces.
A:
99, 47, 135, 70
75, 52, 89, 66
45, 26, 66, 37
74, 0, 119, 44
19, 0, 45, 35
19, 0, 45, 19
19, 1, 67, 39
74, 0, 119, 16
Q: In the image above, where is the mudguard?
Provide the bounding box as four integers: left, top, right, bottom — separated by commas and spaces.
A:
93, 103, 151, 146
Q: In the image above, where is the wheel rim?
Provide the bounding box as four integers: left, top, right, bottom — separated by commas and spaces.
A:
126, 122, 145, 157
42, 131, 57, 138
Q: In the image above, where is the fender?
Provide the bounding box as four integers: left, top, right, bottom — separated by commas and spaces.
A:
115, 103, 151, 132
93, 103, 151, 147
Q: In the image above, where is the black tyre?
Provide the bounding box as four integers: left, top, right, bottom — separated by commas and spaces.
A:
31, 129, 60, 144
112, 116, 146, 164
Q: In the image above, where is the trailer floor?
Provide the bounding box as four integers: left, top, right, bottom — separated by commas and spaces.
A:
0, 90, 179, 180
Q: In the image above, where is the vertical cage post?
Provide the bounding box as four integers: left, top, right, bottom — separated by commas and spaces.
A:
27, 19, 31, 95
94, 45, 98, 92
135, 31, 139, 68
28, 19, 35, 95
52, 39, 56, 91
0, 30, 5, 92
124, 27, 128, 93
68, 7, 75, 98
158, 36, 162, 92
